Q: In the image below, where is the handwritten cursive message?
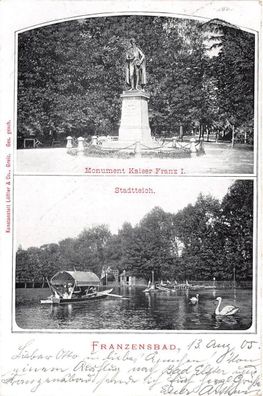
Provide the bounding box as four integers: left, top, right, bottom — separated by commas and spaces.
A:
1, 338, 261, 395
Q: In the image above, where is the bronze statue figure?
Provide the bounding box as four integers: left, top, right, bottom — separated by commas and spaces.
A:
125, 38, 146, 91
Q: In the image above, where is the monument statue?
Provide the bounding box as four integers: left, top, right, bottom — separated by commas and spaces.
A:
125, 38, 146, 91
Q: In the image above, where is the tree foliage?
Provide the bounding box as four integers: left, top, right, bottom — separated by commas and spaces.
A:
204, 20, 255, 141
219, 180, 253, 281
174, 194, 222, 280
17, 16, 254, 143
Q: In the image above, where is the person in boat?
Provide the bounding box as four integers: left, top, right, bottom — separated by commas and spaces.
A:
85, 286, 97, 296
62, 284, 69, 299
68, 283, 74, 297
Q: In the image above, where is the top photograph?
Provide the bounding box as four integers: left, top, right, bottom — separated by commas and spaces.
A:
15, 15, 256, 175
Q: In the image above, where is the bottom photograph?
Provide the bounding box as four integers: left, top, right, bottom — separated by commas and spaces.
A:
14, 177, 253, 331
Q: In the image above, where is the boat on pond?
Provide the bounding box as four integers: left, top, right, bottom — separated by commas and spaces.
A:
143, 285, 159, 293
143, 283, 171, 293
41, 270, 113, 305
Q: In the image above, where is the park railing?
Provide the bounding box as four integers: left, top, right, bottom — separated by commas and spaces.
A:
66, 135, 205, 157
189, 280, 252, 289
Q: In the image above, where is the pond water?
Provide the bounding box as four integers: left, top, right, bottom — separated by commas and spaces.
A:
16, 287, 252, 331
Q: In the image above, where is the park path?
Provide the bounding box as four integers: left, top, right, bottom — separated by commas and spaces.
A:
16, 143, 254, 175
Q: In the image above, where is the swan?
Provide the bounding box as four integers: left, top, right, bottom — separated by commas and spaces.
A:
215, 297, 239, 316
189, 294, 199, 304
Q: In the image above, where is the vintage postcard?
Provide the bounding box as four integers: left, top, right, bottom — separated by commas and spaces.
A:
0, 1, 262, 396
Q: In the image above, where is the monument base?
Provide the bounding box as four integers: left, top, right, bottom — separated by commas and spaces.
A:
100, 139, 158, 151
118, 90, 152, 146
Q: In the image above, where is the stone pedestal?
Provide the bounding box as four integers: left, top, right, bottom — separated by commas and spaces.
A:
91, 136, 97, 145
77, 137, 85, 155
190, 138, 197, 157
118, 90, 152, 146
66, 136, 73, 151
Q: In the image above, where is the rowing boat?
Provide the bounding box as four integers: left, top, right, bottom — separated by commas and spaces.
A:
40, 270, 117, 305
41, 288, 113, 304
143, 285, 166, 293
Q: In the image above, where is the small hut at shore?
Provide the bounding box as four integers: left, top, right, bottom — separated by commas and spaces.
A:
119, 270, 136, 286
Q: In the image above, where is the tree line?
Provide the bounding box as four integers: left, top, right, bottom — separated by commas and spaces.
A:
17, 16, 254, 145
16, 180, 253, 284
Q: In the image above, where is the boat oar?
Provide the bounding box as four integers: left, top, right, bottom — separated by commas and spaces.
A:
108, 293, 130, 299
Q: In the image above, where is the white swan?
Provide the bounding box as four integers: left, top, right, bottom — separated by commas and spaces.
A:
215, 297, 239, 316
189, 294, 199, 304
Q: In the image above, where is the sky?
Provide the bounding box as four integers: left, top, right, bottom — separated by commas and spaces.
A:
15, 176, 234, 249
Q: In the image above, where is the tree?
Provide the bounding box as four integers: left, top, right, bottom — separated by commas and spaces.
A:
116, 208, 179, 280
220, 180, 253, 281
58, 238, 77, 271
174, 194, 222, 280
205, 20, 254, 140
16, 248, 30, 282
73, 225, 111, 275
103, 234, 123, 271
116, 222, 142, 275
17, 16, 215, 141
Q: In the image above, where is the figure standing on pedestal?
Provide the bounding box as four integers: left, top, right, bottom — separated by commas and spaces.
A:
125, 38, 146, 91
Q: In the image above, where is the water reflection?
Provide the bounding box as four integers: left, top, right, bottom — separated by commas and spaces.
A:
233, 287, 237, 303
213, 314, 240, 330
15, 287, 252, 331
